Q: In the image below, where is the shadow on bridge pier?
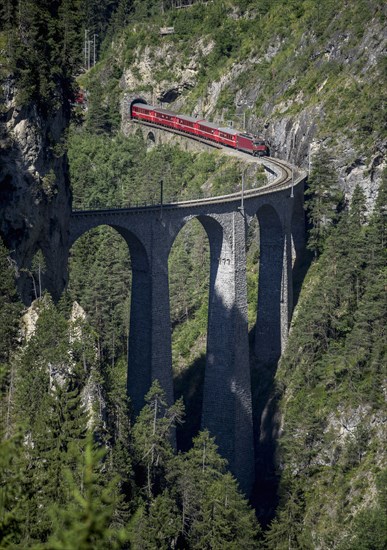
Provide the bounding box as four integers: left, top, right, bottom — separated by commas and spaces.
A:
174, 353, 206, 453
249, 345, 282, 526
249, 247, 312, 526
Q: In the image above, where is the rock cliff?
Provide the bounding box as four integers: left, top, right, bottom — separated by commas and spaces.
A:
0, 78, 72, 303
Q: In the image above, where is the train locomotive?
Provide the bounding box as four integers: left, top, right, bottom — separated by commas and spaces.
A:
131, 101, 269, 157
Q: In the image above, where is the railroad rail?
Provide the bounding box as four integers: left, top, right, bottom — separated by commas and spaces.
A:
73, 121, 306, 214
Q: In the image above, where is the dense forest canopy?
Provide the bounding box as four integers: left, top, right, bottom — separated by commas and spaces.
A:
1, 0, 386, 548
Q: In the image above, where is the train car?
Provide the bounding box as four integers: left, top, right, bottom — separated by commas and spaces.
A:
153, 108, 176, 129
236, 132, 269, 156
218, 127, 239, 148
131, 102, 156, 123
250, 136, 269, 157
196, 120, 219, 142
175, 114, 203, 135
130, 100, 269, 155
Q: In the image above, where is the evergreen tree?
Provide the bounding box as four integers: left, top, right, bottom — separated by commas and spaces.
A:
46, 434, 129, 549
305, 148, 344, 256
86, 79, 112, 134
9, 0, 81, 110
168, 431, 261, 548
337, 470, 387, 550
189, 472, 260, 550
0, 238, 22, 442
130, 490, 181, 550
132, 380, 184, 499
0, 238, 22, 366
0, 432, 26, 547
14, 370, 89, 544
104, 358, 134, 530
264, 480, 311, 550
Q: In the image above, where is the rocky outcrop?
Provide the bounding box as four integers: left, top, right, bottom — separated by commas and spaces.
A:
0, 78, 72, 303
121, 38, 214, 107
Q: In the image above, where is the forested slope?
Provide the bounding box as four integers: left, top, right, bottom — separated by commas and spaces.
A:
0, 0, 386, 548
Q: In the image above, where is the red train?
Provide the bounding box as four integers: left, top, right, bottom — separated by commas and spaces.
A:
131, 101, 269, 157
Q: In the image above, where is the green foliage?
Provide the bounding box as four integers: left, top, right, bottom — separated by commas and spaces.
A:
337, 470, 387, 550
305, 148, 344, 256
5, 0, 82, 111
130, 491, 181, 550
130, 424, 261, 548
168, 430, 261, 549
68, 226, 131, 366
132, 380, 184, 498
169, 219, 209, 367
47, 434, 129, 549
267, 171, 387, 546
0, 238, 22, 365
0, 294, 132, 548
17, 377, 89, 544
0, 432, 25, 547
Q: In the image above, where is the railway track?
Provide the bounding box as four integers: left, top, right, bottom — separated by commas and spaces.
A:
132, 120, 302, 198
73, 122, 306, 214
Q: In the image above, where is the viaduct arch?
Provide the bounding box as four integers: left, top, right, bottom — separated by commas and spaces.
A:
69, 158, 306, 495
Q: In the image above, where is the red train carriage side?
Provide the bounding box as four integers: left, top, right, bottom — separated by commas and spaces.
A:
131, 102, 156, 123
153, 108, 176, 129
175, 114, 203, 135
131, 101, 269, 155
196, 120, 219, 142
218, 127, 238, 148
236, 133, 254, 154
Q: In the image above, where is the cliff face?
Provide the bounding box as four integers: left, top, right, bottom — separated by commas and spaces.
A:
0, 78, 71, 303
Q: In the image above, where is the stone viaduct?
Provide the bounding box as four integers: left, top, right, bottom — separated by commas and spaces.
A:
69, 154, 306, 495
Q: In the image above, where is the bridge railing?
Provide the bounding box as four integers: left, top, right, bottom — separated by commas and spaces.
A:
71, 159, 307, 213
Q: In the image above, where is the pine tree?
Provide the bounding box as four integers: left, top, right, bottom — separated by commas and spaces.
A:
0, 238, 22, 366
14, 368, 89, 544
264, 480, 311, 550
343, 173, 387, 392
10, 0, 80, 110
46, 434, 129, 550
0, 432, 26, 547
0, 238, 22, 441
86, 79, 111, 134
130, 490, 181, 550
168, 431, 261, 548
189, 472, 260, 550
132, 380, 184, 499
305, 148, 344, 256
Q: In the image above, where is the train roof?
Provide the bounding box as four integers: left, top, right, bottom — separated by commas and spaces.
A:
218, 127, 238, 135
197, 120, 219, 130
175, 114, 202, 123
133, 102, 155, 111
154, 107, 176, 116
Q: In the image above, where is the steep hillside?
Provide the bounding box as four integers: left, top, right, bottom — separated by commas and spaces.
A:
87, 0, 385, 204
